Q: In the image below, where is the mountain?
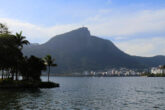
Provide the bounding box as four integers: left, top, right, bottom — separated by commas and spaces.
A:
23, 27, 165, 73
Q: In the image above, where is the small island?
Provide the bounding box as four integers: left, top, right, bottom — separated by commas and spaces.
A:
0, 23, 59, 89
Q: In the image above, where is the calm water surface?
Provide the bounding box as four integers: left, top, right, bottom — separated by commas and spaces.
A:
0, 77, 165, 110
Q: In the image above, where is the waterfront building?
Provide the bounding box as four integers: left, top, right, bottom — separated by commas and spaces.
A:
151, 65, 165, 74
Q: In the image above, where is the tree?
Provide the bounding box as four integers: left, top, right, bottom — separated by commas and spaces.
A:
19, 57, 29, 80
0, 23, 48, 83
14, 31, 30, 49
0, 23, 10, 34
44, 55, 57, 82
13, 31, 29, 80
20, 56, 46, 81
0, 34, 23, 80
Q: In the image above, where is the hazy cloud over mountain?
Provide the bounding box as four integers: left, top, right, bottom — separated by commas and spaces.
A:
0, 0, 165, 56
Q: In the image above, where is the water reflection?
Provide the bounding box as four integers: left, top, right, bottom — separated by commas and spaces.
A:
0, 89, 41, 110
0, 77, 165, 110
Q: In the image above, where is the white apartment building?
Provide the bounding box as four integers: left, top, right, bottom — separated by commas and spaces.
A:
151, 65, 165, 74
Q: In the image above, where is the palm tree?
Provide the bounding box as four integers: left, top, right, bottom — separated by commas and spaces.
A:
14, 31, 30, 49
44, 55, 57, 82
14, 31, 29, 80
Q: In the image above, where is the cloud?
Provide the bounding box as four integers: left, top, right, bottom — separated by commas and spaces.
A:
1, 9, 165, 42
0, 18, 81, 43
115, 37, 165, 57
0, 8, 165, 56
85, 9, 165, 39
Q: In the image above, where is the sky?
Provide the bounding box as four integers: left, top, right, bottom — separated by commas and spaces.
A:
0, 0, 165, 57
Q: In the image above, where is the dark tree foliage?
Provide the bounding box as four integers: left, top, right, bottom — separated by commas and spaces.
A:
20, 56, 46, 81
14, 31, 30, 49
0, 23, 10, 34
0, 34, 23, 79
0, 23, 48, 82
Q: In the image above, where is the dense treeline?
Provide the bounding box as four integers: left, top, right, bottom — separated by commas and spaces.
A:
0, 23, 56, 82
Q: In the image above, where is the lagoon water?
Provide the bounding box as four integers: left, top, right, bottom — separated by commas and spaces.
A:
0, 77, 165, 110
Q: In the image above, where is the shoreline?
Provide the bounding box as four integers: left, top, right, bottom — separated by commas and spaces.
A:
0, 79, 59, 89
42, 74, 142, 77
42, 74, 165, 77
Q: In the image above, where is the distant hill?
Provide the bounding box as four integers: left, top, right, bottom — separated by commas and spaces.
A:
23, 27, 165, 73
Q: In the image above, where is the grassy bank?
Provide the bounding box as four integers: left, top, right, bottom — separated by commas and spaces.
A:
0, 79, 59, 89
